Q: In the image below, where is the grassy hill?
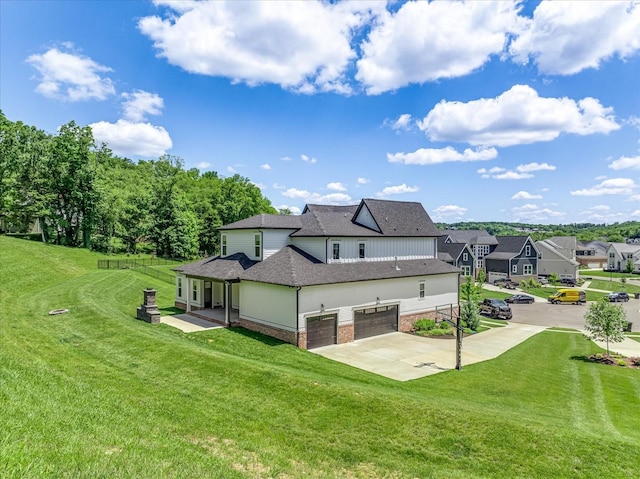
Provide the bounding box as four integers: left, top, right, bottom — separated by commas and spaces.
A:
1, 236, 639, 478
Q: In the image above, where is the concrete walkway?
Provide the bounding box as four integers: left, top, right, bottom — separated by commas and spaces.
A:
592, 336, 640, 357
312, 323, 546, 381
160, 314, 222, 333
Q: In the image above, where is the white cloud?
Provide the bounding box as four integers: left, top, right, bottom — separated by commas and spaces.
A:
571, 178, 637, 196
196, 161, 211, 169
272, 183, 285, 190
260, 163, 272, 170
376, 183, 419, 197
301, 154, 317, 164
477, 167, 506, 174
386, 113, 413, 131
432, 204, 467, 219
138, 1, 377, 94
512, 191, 542, 200
357, 177, 370, 185
387, 146, 498, 165
632, 210, 640, 218
356, 1, 523, 94
509, 1, 640, 75
516, 162, 556, 173
26, 44, 115, 101
280, 156, 292, 161
595, 175, 608, 181
276, 204, 301, 214
609, 155, 640, 170
630, 194, 640, 202
281, 188, 352, 204
419, 84, 619, 147
511, 203, 565, 222
589, 205, 611, 212
493, 171, 534, 180
227, 166, 236, 173
89, 119, 172, 158
327, 182, 347, 191
121, 90, 164, 122
252, 182, 266, 190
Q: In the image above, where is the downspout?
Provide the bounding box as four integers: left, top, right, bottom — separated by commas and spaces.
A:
295, 286, 301, 347
325, 238, 329, 263
224, 281, 231, 326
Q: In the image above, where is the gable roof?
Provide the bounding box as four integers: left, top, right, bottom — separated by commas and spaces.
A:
174, 253, 257, 281
536, 240, 579, 265
291, 208, 376, 237
302, 204, 358, 214
218, 214, 302, 230
608, 242, 640, 254
240, 245, 460, 287
440, 229, 498, 246
546, 236, 577, 251
484, 235, 533, 260
355, 199, 441, 237
437, 236, 470, 262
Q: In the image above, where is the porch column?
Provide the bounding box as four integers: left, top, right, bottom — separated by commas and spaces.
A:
186, 277, 192, 312
225, 281, 232, 326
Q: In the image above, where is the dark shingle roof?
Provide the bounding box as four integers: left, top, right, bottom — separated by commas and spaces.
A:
291, 209, 378, 237
240, 245, 460, 287
218, 214, 302, 230
302, 204, 359, 214
484, 235, 530, 260
357, 199, 441, 236
441, 229, 498, 245
174, 253, 257, 281
437, 237, 468, 262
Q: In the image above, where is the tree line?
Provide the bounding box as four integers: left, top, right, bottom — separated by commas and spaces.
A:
0, 111, 277, 258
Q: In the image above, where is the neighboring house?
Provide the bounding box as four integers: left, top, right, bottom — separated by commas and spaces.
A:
606, 242, 640, 273
576, 240, 609, 269
536, 237, 580, 280
437, 236, 475, 278
174, 199, 460, 349
484, 235, 539, 283
440, 229, 498, 274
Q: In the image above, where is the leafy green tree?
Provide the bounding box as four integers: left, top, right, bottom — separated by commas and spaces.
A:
460, 277, 481, 331
584, 297, 627, 356
625, 259, 634, 274
549, 273, 559, 286
475, 269, 486, 287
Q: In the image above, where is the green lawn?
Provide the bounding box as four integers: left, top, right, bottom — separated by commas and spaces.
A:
581, 270, 639, 280
587, 279, 640, 294
2, 236, 640, 478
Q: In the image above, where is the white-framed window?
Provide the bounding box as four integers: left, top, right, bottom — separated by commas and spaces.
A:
462, 265, 471, 276
177, 277, 183, 298
419, 281, 425, 299
463, 252, 468, 261
512, 264, 518, 273
476, 259, 484, 269
359, 243, 365, 259
332, 243, 340, 260
221, 234, 227, 256
525, 245, 531, 256
538, 252, 543, 259
192, 280, 198, 302
254, 233, 261, 258
524, 264, 533, 275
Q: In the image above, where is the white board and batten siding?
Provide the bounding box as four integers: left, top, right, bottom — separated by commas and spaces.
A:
263, 229, 296, 259
239, 281, 297, 331
354, 205, 379, 232
326, 237, 437, 263
223, 230, 259, 260
290, 237, 327, 262
297, 273, 459, 331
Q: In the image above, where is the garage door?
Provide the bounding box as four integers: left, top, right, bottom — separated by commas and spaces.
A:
488, 271, 507, 284
354, 305, 398, 340
306, 314, 337, 349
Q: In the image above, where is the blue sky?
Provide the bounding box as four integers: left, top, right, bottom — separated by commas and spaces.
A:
1, 0, 639, 223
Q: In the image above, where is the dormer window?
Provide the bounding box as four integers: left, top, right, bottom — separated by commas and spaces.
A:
332, 243, 340, 260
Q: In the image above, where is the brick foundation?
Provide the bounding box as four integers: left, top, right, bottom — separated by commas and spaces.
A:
400, 306, 460, 332
233, 317, 298, 346
338, 324, 354, 344
297, 332, 307, 350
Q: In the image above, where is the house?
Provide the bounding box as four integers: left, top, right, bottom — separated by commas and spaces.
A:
606, 242, 640, 273
483, 235, 539, 283
576, 240, 609, 269
437, 236, 475, 278
174, 199, 461, 349
535, 236, 580, 280
440, 229, 498, 274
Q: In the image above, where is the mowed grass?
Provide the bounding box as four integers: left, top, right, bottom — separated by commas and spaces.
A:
587, 279, 640, 294
1, 236, 640, 479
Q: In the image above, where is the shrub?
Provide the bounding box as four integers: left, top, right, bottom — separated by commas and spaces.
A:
617, 359, 627, 367
438, 321, 450, 330
414, 319, 436, 331
426, 327, 453, 336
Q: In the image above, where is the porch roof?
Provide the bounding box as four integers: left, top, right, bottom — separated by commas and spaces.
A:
174, 253, 257, 281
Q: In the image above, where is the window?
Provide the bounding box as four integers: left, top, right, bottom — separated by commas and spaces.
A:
538, 252, 543, 259
192, 281, 198, 301
221, 234, 227, 256
512, 264, 518, 273
462, 265, 471, 276
463, 252, 468, 261
332, 243, 340, 260
609, 252, 615, 258
524, 264, 533, 275
525, 245, 531, 256
254, 233, 261, 258
476, 259, 484, 269
419, 281, 425, 299
177, 277, 182, 297
359, 243, 365, 259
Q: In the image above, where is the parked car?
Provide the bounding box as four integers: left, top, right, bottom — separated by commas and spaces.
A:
480, 298, 513, 319
537, 277, 549, 285
505, 294, 535, 304
560, 278, 577, 286
493, 278, 518, 289
608, 292, 630, 302
548, 289, 586, 305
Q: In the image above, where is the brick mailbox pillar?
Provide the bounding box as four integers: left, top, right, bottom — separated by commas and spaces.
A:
136, 288, 161, 324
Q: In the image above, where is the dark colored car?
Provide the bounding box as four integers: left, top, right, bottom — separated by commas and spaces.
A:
480, 298, 513, 320
608, 292, 630, 302
493, 278, 518, 289
560, 278, 577, 286
505, 294, 535, 304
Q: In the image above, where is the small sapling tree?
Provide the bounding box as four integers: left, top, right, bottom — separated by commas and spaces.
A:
584, 297, 627, 356
460, 277, 481, 331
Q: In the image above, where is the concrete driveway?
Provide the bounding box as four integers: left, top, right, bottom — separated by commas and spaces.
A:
311, 323, 545, 381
